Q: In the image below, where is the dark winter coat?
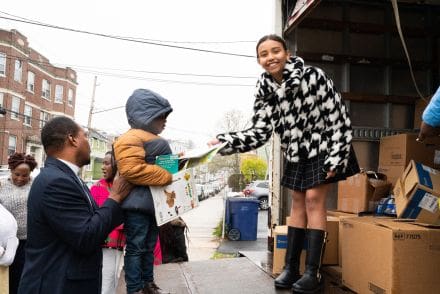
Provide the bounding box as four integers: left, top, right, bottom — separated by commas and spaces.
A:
114, 89, 173, 213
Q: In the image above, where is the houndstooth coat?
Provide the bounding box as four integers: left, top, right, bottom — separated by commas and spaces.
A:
217, 56, 353, 173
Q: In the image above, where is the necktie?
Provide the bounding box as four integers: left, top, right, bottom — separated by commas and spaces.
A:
78, 178, 95, 209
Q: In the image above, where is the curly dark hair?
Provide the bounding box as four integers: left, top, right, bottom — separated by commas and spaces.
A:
8, 152, 37, 171
41, 116, 80, 153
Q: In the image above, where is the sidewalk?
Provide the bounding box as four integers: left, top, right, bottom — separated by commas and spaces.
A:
116, 192, 352, 293
116, 192, 282, 294
180, 192, 225, 261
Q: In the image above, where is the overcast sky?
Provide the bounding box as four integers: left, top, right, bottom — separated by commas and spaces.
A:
0, 0, 275, 147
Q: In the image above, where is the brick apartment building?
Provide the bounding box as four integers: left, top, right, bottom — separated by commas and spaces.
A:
0, 29, 77, 168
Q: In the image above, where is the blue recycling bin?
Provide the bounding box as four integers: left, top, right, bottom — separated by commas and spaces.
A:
225, 197, 259, 241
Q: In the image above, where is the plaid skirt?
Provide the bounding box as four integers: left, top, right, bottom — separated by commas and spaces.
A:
281, 147, 360, 192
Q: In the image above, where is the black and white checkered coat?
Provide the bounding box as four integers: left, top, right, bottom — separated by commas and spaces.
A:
217, 56, 353, 173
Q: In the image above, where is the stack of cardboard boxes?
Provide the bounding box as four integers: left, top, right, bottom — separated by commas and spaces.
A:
378, 133, 440, 186
272, 133, 440, 293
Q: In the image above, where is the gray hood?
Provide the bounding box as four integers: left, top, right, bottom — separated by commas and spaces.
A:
126, 89, 173, 130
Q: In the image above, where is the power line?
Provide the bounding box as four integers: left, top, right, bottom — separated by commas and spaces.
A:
69, 64, 255, 79
0, 12, 256, 58
2, 54, 257, 86
92, 105, 124, 114
0, 11, 256, 45
76, 69, 255, 87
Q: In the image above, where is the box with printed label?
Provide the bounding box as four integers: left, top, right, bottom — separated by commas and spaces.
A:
393, 160, 440, 225
272, 217, 339, 274
378, 133, 440, 167
341, 217, 440, 294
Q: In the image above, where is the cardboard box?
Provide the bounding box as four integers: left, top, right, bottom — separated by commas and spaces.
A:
327, 210, 356, 266
378, 165, 406, 187
378, 133, 440, 168
272, 217, 339, 274
393, 161, 440, 225
341, 217, 440, 294
337, 172, 391, 214
273, 225, 289, 274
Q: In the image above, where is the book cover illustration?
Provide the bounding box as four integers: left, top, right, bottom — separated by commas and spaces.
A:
150, 169, 198, 226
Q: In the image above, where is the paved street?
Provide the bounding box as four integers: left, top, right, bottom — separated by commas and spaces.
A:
180, 191, 227, 261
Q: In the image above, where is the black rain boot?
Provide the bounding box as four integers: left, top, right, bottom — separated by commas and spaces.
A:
292, 229, 326, 294
274, 227, 305, 289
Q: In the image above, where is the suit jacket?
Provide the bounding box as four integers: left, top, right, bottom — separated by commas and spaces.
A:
18, 157, 123, 294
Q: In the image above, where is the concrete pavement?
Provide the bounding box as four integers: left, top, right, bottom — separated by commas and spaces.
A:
180, 191, 226, 261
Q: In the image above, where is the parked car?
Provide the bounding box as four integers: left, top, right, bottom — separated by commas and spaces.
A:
243, 180, 269, 210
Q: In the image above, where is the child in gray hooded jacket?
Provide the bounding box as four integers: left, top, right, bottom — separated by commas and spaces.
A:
114, 88, 174, 294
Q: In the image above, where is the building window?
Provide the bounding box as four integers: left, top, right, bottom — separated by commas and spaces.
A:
8, 135, 17, 156
39, 110, 50, 129
42, 79, 51, 100
68, 88, 74, 106
11, 96, 20, 120
0, 53, 5, 76
14, 60, 22, 82
24, 105, 32, 126
27, 71, 35, 92
55, 85, 64, 103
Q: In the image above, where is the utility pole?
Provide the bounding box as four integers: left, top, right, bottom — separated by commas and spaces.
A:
87, 76, 98, 130
82, 76, 98, 180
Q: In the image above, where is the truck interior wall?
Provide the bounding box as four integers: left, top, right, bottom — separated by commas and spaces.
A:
350, 102, 388, 127
391, 68, 429, 96
350, 34, 385, 58
350, 65, 385, 94
390, 104, 414, 129
276, 0, 440, 225
297, 29, 343, 55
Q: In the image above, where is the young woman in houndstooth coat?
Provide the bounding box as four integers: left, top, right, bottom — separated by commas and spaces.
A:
209, 34, 359, 293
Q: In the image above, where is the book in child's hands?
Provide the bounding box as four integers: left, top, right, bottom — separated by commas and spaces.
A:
156, 154, 179, 174
179, 142, 227, 170
150, 169, 198, 226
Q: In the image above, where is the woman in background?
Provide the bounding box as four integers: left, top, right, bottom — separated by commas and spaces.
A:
90, 151, 125, 294
0, 152, 37, 294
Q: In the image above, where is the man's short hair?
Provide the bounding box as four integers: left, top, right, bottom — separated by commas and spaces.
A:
41, 116, 80, 153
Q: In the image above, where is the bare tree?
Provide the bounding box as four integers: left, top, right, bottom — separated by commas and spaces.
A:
209, 109, 252, 176
215, 109, 251, 134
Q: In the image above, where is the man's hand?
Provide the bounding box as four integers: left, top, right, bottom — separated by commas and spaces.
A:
109, 173, 133, 204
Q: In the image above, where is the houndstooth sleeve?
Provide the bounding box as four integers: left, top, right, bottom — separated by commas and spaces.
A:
216, 93, 274, 155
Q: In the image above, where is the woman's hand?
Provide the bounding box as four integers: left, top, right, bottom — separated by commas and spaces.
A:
207, 138, 220, 147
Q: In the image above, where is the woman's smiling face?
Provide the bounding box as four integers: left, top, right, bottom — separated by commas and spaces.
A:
11, 163, 31, 187
257, 39, 290, 83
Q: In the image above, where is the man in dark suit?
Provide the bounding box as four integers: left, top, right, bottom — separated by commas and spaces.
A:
18, 116, 132, 294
